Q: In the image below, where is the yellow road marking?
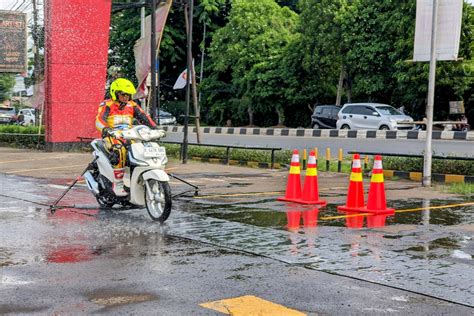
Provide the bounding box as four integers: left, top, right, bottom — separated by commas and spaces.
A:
200, 295, 306, 316
394, 201, 474, 213
193, 187, 337, 199
194, 191, 284, 199
0, 157, 73, 164
320, 201, 474, 220
5, 164, 86, 174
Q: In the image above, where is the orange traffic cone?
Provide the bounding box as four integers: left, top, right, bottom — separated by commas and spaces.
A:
337, 154, 365, 212
298, 151, 327, 205
363, 155, 395, 215
277, 150, 302, 203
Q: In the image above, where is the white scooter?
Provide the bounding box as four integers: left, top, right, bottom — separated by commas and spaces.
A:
83, 125, 172, 222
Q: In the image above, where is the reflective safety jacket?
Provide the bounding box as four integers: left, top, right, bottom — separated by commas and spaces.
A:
96, 99, 157, 132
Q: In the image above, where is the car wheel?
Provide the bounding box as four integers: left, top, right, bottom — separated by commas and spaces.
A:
340, 124, 350, 130
312, 122, 320, 129
379, 125, 390, 130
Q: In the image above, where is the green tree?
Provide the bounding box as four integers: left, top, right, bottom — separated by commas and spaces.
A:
0, 74, 15, 103
204, 0, 297, 126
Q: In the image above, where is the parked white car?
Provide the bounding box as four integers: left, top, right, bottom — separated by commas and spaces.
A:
336, 103, 414, 130
18, 108, 36, 126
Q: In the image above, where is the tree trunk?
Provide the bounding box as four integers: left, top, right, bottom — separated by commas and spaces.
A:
248, 104, 254, 126
345, 72, 352, 103
276, 105, 285, 126
336, 65, 344, 106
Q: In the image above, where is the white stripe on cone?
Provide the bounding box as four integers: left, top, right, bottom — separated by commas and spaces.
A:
352, 159, 361, 168
373, 160, 383, 170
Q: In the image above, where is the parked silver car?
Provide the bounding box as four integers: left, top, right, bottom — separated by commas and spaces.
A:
336, 103, 414, 130
157, 110, 177, 126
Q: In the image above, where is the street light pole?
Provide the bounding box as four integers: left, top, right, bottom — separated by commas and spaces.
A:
422, 0, 438, 187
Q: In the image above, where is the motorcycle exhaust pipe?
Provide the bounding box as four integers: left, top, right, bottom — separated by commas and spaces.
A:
84, 171, 100, 195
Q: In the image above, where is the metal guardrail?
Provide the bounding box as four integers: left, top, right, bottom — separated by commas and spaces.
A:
161, 140, 281, 169
76, 137, 282, 169
348, 151, 474, 161
0, 133, 44, 136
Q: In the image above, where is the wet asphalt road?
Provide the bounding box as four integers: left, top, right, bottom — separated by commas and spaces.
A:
1, 149, 474, 314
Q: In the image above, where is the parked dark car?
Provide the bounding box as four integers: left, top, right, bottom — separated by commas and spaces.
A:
311, 105, 340, 129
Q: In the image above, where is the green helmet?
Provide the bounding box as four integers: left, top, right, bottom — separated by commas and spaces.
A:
110, 78, 137, 100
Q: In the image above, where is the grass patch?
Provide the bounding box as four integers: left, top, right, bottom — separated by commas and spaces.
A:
442, 183, 474, 195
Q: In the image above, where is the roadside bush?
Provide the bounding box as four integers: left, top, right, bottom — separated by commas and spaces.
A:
0, 125, 44, 148
162, 143, 293, 165
383, 156, 474, 176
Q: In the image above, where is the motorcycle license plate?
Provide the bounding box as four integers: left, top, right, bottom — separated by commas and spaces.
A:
144, 146, 165, 158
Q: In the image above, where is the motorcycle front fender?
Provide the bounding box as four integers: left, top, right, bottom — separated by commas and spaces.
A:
129, 168, 170, 206
142, 169, 170, 182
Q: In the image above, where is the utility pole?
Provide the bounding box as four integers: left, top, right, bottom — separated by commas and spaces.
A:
183, 3, 201, 143
150, 0, 157, 122
182, 0, 194, 163
422, 0, 438, 187
199, 21, 206, 103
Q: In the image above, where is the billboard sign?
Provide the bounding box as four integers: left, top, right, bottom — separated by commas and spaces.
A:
0, 10, 27, 73
413, 0, 463, 62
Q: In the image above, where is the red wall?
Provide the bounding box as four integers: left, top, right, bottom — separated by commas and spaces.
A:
44, 0, 112, 144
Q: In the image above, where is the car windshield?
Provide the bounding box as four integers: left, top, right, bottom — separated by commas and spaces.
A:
159, 110, 172, 117
376, 106, 401, 116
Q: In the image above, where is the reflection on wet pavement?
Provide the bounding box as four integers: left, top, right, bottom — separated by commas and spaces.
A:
1, 174, 473, 307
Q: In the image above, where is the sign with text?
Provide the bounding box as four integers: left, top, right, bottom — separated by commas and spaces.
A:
449, 101, 464, 114
0, 10, 27, 73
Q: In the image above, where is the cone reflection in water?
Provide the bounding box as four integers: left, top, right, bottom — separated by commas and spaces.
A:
342, 212, 364, 229
286, 208, 301, 231
302, 208, 319, 228
338, 154, 365, 212
367, 214, 389, 228
365, 155, 395, 215
277, 150, 302, 203
298, 151, 327, 205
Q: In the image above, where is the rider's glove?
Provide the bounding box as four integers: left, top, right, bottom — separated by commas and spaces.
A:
156, 129, 166, 139
102, 127, 112, 138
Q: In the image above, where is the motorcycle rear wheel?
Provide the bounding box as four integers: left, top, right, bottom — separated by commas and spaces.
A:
145, 179, 172, 222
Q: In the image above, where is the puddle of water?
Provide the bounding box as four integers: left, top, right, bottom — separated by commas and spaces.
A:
181, 198, 474, 230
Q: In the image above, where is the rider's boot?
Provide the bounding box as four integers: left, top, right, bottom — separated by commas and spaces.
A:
112, 168, 127, 196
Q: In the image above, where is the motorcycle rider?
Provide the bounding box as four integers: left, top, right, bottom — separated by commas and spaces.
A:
96, 78, 159, 196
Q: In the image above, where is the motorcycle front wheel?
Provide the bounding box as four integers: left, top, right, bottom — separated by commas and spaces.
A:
145, 179, 172, 222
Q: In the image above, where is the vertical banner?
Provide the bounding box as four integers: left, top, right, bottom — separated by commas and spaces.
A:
413, 0, 463, 61
0, 10, 27, 73
134, 0, 173, 98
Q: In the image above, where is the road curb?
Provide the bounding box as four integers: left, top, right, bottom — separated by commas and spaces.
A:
163, 126, 474, 140
383, 170, 474, 184
189, 157, 472, 183
190, 156, 281, 169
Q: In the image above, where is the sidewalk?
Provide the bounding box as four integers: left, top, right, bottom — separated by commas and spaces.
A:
0, 147, 457, 203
